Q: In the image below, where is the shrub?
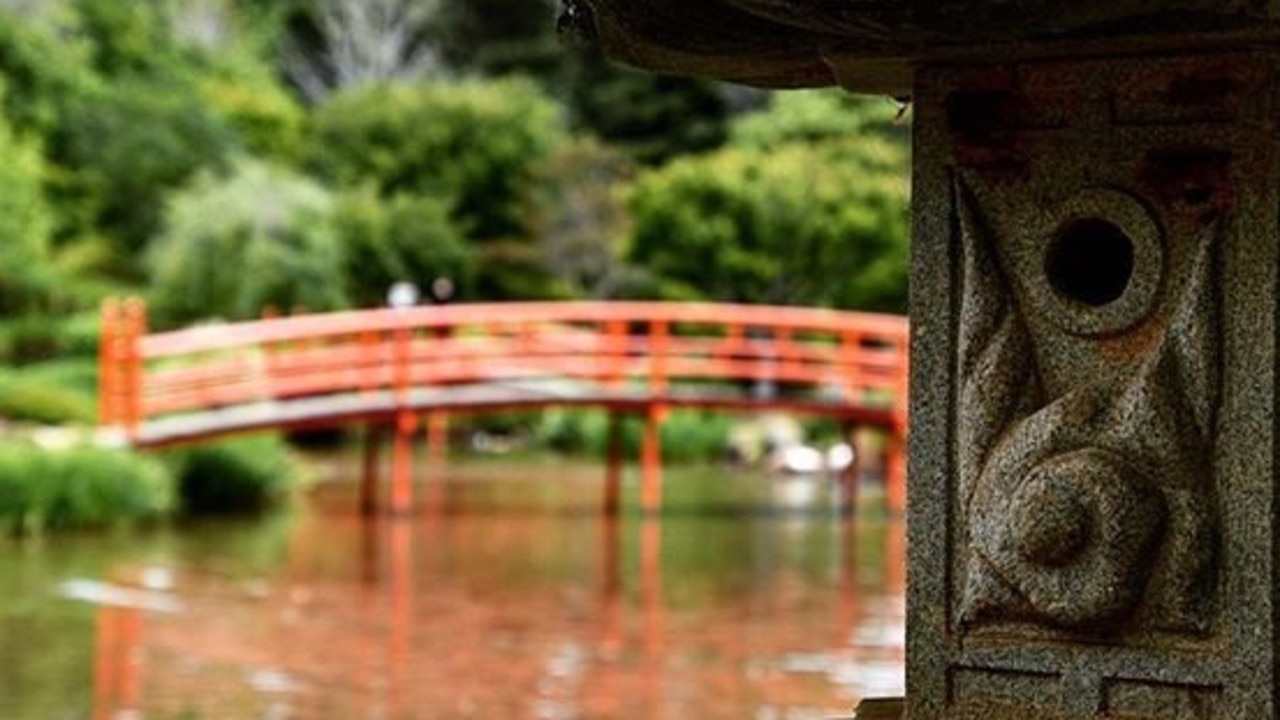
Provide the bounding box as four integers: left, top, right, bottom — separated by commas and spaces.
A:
333, 187, 474, 307
54, 73, 236, 256
198, 68, 305, 161
0, 441, 173, 534
627, 136, 910, 312
306, 77, 566, 241
0, 108, 55, 315
729, 89, 907, 150
168, 435, 303, 516
0, 311, 101, 365
146, 159, 348, 326
525, 138, 636, 299
0, 7, 97, 138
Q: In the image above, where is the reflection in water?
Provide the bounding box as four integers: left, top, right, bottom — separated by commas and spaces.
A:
40, 461, 903, 720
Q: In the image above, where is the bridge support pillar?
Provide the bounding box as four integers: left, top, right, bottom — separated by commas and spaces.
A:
837, 422, 860, 516
604, 412, 624, 515
640, 406, 664, 514
360, 424, 381, 516
391, 410, 417, 515
93, 605, 143, 720
423, 411, 449, 513
884, 426, 905, 516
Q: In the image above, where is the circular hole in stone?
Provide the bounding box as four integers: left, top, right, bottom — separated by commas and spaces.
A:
1045, 218, 1135, 307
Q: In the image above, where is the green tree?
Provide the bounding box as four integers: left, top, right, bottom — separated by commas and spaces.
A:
627, 136, 910, 311
55, 75, 236, 260
305, 77, 566, 241
525, 138, 637, 298
730, 89, 908, 150
0, 111, 54, 315
146, 160, 348, 326
564, 48, 732, 165
0, 6, 96, 139
432, 0, 561, 80
333, 187, 474, 307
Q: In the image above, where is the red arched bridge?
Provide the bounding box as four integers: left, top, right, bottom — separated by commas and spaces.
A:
99, 299, 909, 515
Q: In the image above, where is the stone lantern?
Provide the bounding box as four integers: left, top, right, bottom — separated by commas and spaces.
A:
570, 2, 1280, 718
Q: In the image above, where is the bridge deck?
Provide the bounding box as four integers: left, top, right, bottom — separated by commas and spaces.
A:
131, 379, 898, 448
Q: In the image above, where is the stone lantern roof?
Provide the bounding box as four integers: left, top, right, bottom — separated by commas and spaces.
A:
569, 0, 1280, 93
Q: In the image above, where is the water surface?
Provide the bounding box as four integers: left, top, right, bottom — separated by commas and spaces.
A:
0, 456, 904, 719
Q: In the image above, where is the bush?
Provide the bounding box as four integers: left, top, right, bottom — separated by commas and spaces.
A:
730, 89, 907, 150
0, 7, 97, 138
525, 138, 636, 299
168, 435, 303, 516
0, 108, 55, 315
0, 441, 172, 534
333, 187, 474, 307
146, 159, 348, 326
0, 311, 100, 365
54, 73, 236, 258
306, 77, 566, 241
198, 67, 305, 161
627, 136, 910, 312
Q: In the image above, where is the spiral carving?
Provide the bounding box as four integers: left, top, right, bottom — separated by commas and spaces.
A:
956, 177, 1219, 635
969, 447, 1167, 628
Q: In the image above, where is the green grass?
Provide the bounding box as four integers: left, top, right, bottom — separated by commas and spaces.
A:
0, 367, 97, 425
0, 441, 173, 534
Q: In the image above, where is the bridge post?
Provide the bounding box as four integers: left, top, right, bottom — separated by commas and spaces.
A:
121, 298, 147, 440
423, 411, 449, 514
92, 604, 143, 720
640, 405, 664, 514
360, 423, 381, 516
98, 299, 121, 427
837, 422, 861, 515
390, 410, 416, 515
603, 411, 624, 515
884, 424, 906, 515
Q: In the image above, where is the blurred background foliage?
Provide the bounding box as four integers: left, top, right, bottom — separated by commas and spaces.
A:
0, 0, 911, 519
0, 0, 909, 334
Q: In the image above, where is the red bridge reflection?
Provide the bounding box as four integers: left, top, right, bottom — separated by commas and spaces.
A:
89, 491, 905, 719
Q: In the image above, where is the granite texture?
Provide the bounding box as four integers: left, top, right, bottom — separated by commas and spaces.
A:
909, 51, 1279, 718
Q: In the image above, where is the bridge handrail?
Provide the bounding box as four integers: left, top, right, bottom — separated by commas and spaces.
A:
99, 299, 909, 440
137, 301, 908, 357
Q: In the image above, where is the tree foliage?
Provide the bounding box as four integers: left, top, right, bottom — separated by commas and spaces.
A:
0, 111, 54, 315
306, 77, 566, 241
146, 160, 347, 326
628, 134, 910, 312
525, 138, 636, 298
282, 0, 443, 102
0, 1, 913, 335
56, 75, 236, 257
565, 48, 732, 165
731, 89, 908, 150
333, 187, 474, 307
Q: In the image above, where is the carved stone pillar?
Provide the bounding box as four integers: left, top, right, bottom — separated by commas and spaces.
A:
909, 50, 1277, 719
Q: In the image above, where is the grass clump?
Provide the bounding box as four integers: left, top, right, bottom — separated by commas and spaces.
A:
0, 367, 97, 425
0, 441, 173, 534
168, 435, 303, 516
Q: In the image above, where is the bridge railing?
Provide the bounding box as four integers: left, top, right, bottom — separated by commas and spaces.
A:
99, 300, 909, 438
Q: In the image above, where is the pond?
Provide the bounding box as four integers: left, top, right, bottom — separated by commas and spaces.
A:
0, 455, 904, 720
